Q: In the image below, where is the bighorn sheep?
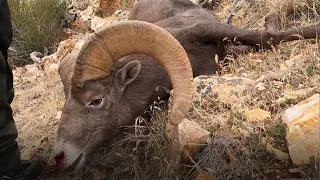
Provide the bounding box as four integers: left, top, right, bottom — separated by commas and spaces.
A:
54, 0, 319, 170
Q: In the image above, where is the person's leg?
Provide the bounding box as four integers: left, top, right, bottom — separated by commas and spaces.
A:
0, 0, 21, 176
0, 52, 21, 177
0, 0, 45, 179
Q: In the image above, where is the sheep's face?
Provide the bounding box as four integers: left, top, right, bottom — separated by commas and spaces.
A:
53, 19, 194, 171
54, 60, 141, 171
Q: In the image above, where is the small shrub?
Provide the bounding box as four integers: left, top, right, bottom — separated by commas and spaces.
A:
121, 0, 136, 9
8, 0, 66, 65
266, 122, 286, 143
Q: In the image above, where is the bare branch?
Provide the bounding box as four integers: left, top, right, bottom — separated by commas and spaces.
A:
225, 0, 246, 24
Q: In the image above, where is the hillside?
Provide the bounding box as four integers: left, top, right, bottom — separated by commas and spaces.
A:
9, 0, 319, 179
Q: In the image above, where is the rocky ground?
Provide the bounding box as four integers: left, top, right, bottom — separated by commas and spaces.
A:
9, 0, 319, 179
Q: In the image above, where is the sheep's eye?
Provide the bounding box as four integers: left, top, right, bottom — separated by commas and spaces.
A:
89, 99, 103, 107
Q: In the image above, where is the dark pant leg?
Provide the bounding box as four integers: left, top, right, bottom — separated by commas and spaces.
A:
0, 0, 20, 176
0, 52, 21, 176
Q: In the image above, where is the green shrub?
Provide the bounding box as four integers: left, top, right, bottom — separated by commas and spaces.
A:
8, 0, 66, 65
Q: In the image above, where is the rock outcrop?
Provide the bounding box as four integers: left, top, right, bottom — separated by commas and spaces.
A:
193, 75, 255, 108
282, 94, 320, 165
177, 119, 211, 163
243, 108, 271, 122
66, 0, 131, 17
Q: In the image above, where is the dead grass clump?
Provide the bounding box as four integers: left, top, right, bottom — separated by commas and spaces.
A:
86, 103, 184, 179
195, 133, 259, 179
84, 104, 260, 180
121, 0, 136, 9
263, 0, 319, 24
219, 0, 319, 29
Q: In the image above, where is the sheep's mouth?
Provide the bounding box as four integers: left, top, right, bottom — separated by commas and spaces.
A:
68, 153, 83, 171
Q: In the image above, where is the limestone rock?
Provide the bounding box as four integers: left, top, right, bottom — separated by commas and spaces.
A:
113, 10, 131, 21
90, 16, 114, 31
261, 137, 289, 161
243, 109, 271, 122
66, 0, 126, 17
276, 88, 315, 104
72, 38, 86, 52
41, 36, 86, 75
256, 82, 266, 91
282, 94, 320, 165
98, 0, 122, 17
176, 119, 211, 163
54, 38, 86, 63
280, 54, 304, 71
30, 52, 44, 64
66, 0, 94, 10
68, 12, 91, 33
80, 5, 95, 22
190, 0, 199, 4
194, 171, 213, 180
46, 63, 59, 75
90, 15, 104, 31
55, 111, 62, 120
24, 64, 44, 78
266, 143, 289, 161
41, 54, 56, 64
193, 75, 255, 108
178, 119, 210, 147
55, 39, 77, 61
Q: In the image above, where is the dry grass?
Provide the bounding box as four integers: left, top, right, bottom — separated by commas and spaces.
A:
10, 0, 320, 179
214, 0, 319, 28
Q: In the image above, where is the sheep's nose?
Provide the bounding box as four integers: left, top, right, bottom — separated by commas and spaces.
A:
55, 152, 65, 167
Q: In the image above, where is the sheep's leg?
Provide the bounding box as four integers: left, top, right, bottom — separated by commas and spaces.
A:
222, 14, 281, 55
180, 21, 319, 49
264, 13, 281, 32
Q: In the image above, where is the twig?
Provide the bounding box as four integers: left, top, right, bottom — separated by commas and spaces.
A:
225, 0, 246, 24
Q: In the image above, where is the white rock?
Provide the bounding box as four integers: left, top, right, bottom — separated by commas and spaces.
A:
276, 88, 315, 104
266, 143, 289, 161
90, 16, 114, 31
280, 54, 304, 71
55, 111, 62, 120
282, 94, 320, 165
177, 119, 210, 148
166, 118, 210, 163
256, 82, 266, 91
44, 63, 59, 75
177, 119, 211, 162
29, 52, 44, 64
24, 64, 42, 77
80, 5, 94, 22
90, 15, 104, 31
193, 75, 255, 107
55, 39, 77, 61
243, 108, 271, 122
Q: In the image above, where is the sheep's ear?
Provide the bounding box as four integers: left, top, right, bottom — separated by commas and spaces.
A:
114, 60, 141, 89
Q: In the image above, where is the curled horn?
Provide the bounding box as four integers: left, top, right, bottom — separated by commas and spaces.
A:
73, 21, 193, 125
